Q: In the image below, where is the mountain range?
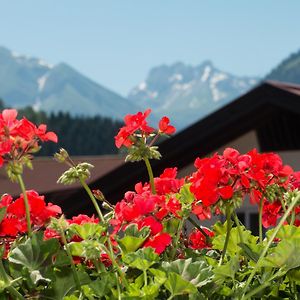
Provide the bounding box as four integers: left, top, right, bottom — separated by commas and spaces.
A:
0, 46, 139, 120
128, 61, 259, 128
0, 46, 300, 130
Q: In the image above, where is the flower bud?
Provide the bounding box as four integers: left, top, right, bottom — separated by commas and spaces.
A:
93, 189, 105, 201
54, 148, 70, 163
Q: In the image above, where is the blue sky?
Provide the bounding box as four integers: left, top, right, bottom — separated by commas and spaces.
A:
0, 1, 299, 96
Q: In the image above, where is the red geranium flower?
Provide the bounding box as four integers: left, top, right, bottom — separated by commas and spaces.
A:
114, 109, 154, 148
158, 116, 176, 135
188, 227, 214, 250
143, 232, 172, 254
262, 200, 282, 228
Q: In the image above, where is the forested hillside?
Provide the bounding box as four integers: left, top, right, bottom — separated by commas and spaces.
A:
266, 50, 300, 84
0, 100, 122, 156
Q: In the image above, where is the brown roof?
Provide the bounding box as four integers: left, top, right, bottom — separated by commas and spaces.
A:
0, 155, 125, 197
267, 80, 300, 96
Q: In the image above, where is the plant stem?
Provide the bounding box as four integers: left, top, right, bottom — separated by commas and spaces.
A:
291, 279, 298, 300
187, 217, 210, 240
143, 270, 148, 286
104, 243, 129, 290
219, 204, 232, 266
148, 133, 160, 147
241, 192, 300, 299
79, 178, 129, 291
144, 158, 156, 194
258, 196, 264, 243
279, 197, 287, 213
170, 218, 184, 260
60, 228, 82, 292
242, 268, 284, 299
290, 208, 296, 226
16, 174, 32, 237
115, 272, 122, 300
5, 286, 24, 300
233, 212, 244, 243
79, 178, 105, 223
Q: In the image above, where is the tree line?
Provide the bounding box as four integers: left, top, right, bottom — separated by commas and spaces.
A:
0, 99, 122, 156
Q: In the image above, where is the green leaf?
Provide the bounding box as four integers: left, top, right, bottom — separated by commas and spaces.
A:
162, 258, 213, 287
88, 274, 116, 298
42, 268, 90, 300
9, 232, 59, 271
0, 207, 6, 224
0, 280, 6, 293
68, 242, 84, 257
119, 236, 148, 254
163, 218, 180, 235
53, 250, 70, 267
164, 272, 197, 297
63, 296, 78, 300
69, 223, 105, 240
118, 224, 150, 254
124, 247, 159, 270
238, 243, 260, 262
267, 224, 300, 241
213, 224, 257, 257
213, 255, 239, 282
124, 223, 150, 238
141, 284, 160, 299
178, 183, 194, 205
213, 221, 227, 236
262, 238, 300, 271
149, 268, 167, 286
288, 268, 300, 283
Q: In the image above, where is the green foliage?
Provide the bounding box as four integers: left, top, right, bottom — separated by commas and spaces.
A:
2, 104, 300, 299
162, 258, 214, 288
263, 226, 300, 271
9, 232, 59, 271
8, 232, 60, 287
118, 224, 150, 254
124, 248, 159, 271
213, 222, 259, 258
88, 274, 116, 299
164, 272, 198, 297
262, 238, 300, 271
41, 268, 90, 300
69, 223, 105, 240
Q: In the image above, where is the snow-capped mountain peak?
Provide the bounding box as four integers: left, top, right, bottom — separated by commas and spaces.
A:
128, 61, 259, 129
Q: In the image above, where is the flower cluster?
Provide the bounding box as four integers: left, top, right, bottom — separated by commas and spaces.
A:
0, 109, 57, 166
0, 190, 61, 257
1, 108, 300, 299
111, 167, 184, 254
115, 109, 175, 149
0, 190, 61, 237
189, 148, 300, 226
